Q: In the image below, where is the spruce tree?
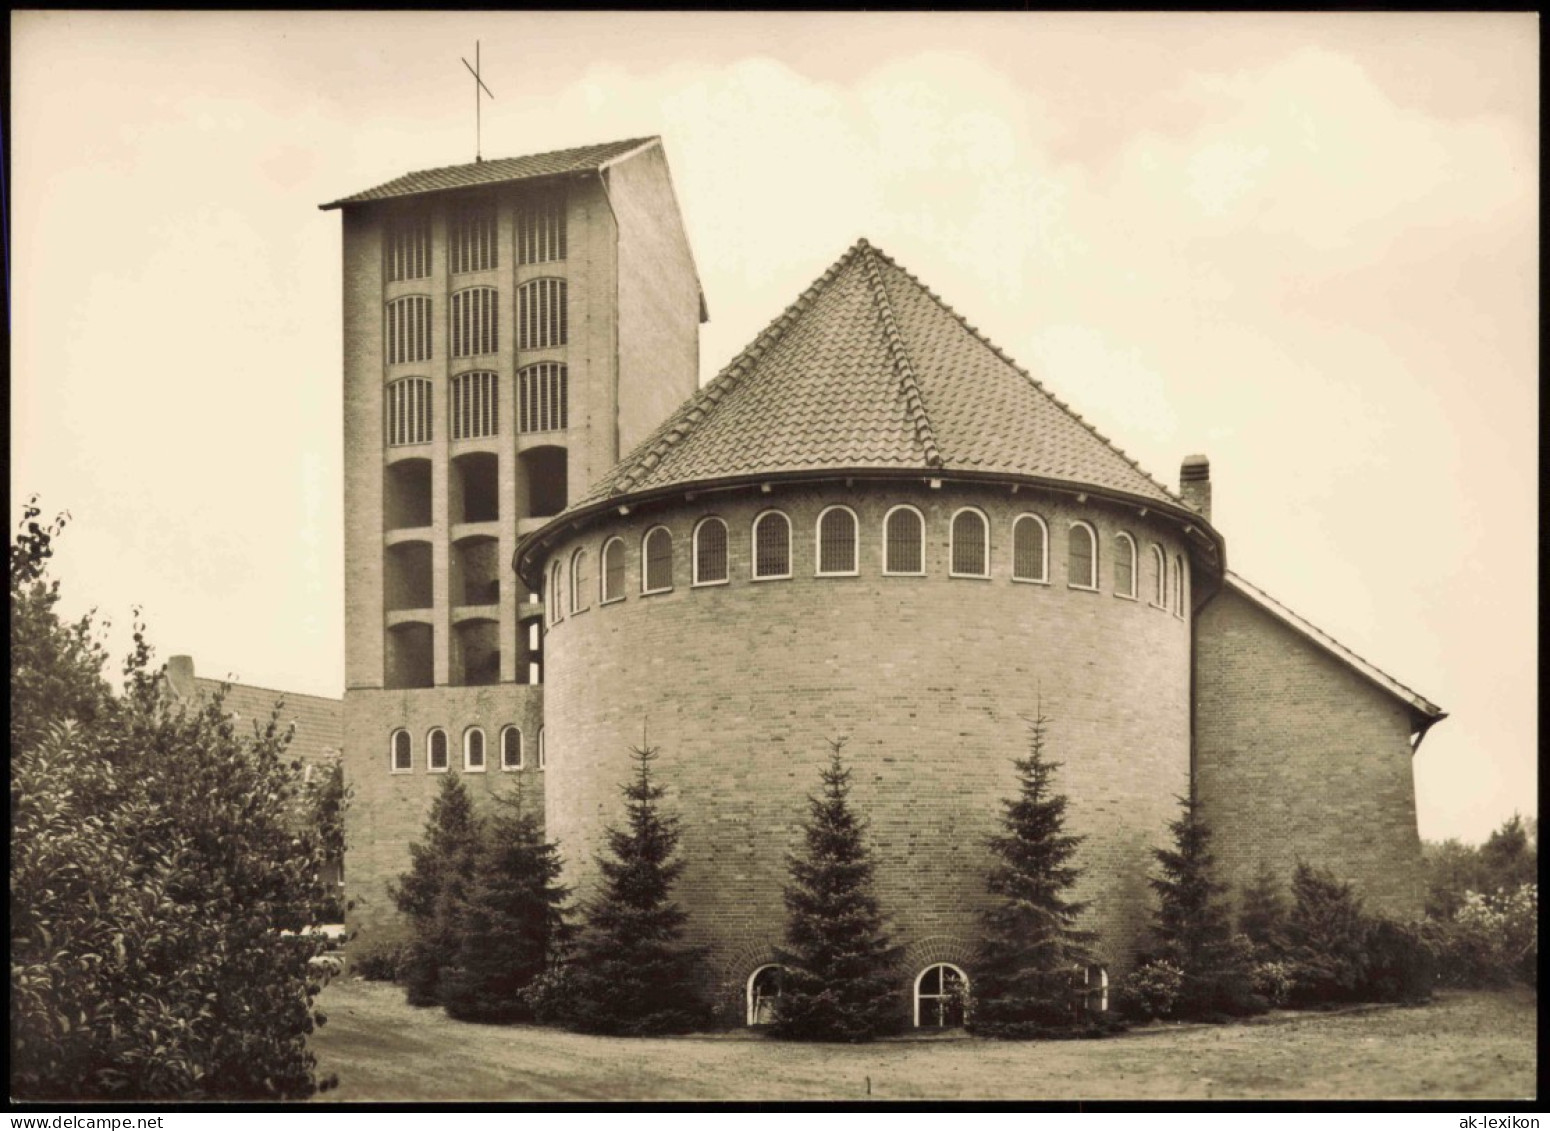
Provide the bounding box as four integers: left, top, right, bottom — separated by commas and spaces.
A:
440, 786, 573, 1023
1237, 864, 1288, 959
769, 740, 903, 1042
971, 713, 1098, 1038
561, 743, 711, 1035
390, 773, 481, 1007
1148, 793, 1258, 1017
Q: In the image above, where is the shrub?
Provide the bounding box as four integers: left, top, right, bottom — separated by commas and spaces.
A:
770, 740, 902, 1042
1284, 864, 1370, 1007
1425, 884, 1537, 989
1121, 960, 1185, 1021
1237, 867, 1289, 960
1359, 917, 1435, 1003
352, 943, 410, 983
1250, 960, 1296, 1007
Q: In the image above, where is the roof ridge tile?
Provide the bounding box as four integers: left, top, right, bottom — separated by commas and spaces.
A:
857, 243, 942, 469
868, 245, 1184, 505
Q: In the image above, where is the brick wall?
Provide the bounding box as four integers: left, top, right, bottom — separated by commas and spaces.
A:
1193, 585, 1425, 918
540, 480, 1199, 1013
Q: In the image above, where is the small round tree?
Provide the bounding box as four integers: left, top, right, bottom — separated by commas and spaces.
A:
769, 739, 903, 1042
559, 743, 712, 1035
971, 713, 1101, 1038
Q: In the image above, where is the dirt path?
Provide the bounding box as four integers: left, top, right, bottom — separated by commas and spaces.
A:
310, 980, 1536, 1102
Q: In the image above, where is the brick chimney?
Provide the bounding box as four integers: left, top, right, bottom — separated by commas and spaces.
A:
165, 654, 197, 700
1180, 454, 1211, 523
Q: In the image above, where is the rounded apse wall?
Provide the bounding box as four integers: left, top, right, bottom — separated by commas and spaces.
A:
539, 479, 1194, 1010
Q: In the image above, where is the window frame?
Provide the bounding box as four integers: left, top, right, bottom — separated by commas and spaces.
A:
390, 728, 413, 774
750, 510, 793, 582
427, 727, 450, 774
500, 724, 523, 771
746, 964, 786, 1026
1011, 512, 1050, 585
913, 962, 970, 1028
1084, 964, 1110, 1014
1114, 532, 1138, 600
463, 726, 487, 773
385, 294, 433, 365
641, 526, 674, 595
1150, 544, 1167, 609
1067, 521, 1099, 592
570, 547, 591, 615
385, 376, 434, 447
814, 505, 860, 577
948, 506, 991, 580
881, 504, 926, 577
548, 560, 565, 625
517, 277, 569, 351
449, 286, 499, 360
600, 536, 627, 605
692, 516, 731, 588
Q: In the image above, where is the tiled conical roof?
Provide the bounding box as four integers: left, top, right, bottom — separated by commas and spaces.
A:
581, 239, 1180, 508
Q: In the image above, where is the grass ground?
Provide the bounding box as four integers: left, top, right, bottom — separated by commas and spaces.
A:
310, 979, 1536, 1102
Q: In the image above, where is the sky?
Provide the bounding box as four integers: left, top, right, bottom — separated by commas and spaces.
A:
10, 11, 1537, 844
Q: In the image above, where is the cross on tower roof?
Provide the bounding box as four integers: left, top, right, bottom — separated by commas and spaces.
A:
461, 40, 495, 163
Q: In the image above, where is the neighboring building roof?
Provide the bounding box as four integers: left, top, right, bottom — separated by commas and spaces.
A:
162, 656, 342, 770
578, 238, 1182, 509
1224, 572, 1446, 725
319, 136, 658, 210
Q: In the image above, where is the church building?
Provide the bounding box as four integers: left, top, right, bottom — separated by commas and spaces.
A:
321, 136, 1444, 1026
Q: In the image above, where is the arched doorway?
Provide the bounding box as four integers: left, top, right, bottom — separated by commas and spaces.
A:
746, 964, 784, 1026
913, 963, 969, 1028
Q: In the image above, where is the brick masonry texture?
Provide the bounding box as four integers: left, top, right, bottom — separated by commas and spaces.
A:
541, 481, 1197, 1004
1194, 586, 1425, 918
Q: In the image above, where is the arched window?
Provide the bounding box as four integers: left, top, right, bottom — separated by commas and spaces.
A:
548, 559, 565, 625
449, 370, 498, 440
385, 214, 430, 282
950, 508, 989, 578
1151, 545, 1167, 607
883, 505, 924, 575
1012, 514, 1048, 583
1174, 554, 1186, 618
751, 511, 792, 580
518, 278, 568, 350
385, 377, 433, 446
601, 537, 626, 604
518, 362, 568, 434
815, 506, 858, 576
747, 964, 785, 1026
642, 527, 674, 594
537, 726, 546, 769
570, 548, 590, 614
500, 725, 523, 771
1084, 965, 1109, 1014
1068, 522, 1097, 590
390, 729, 412, 773
385, 295, 432, 364
463, 727, 486, 772
693, 517, 729, 586
1114, 533, 1137, 599
914, 963, 969, 1028
427, 728, 449, 773
450, 286, 498, 358
449, 201, 497, 274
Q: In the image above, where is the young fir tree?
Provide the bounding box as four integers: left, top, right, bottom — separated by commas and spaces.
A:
769, 740, 903, 1042
971, 713, 1100, 1038
1283, 862, 1370, 1005
561, 744, 711, 1035
390, 773, 482, 1007
1148, 792, 1259, 1017
1237, 864, 1289, 959
440, 786, 573, 1023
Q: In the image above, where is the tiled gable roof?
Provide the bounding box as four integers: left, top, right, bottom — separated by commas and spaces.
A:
187, 677, 343, 767
320, 137, 657, 210
1225, 572, 1445, 724
581, 239, 1180, 508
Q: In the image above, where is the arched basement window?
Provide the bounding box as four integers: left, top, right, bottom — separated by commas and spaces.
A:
752, 511, 792, 580
1151, 545, 1167, 608
501, 725, 523, 771
1012, 513, 1048, 583
390, 729, 412, 773
427, 728, 449, 773
1114, 533, 1137, 599
642, 527, 674, 594
747, 964, 785, 1026
816, 506, 858, 576
914, 963, 969, 1028
694, 517, 729, 586
601, 537, 626, 603
1068, 522, 1098, 590
570, 547, 591, 614
883, 505, 924, 575
463, 727, 486, 773
950, 508, 989, 578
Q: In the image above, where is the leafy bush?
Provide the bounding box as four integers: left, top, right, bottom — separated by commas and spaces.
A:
1119, 959, 1185, 1021
11, 501, 336, 1100
1424, 884, 1537, 989
1250, 960, 1296, 1007
1359, 917, 1435, 1003
352, 943, 410, 983
1423, 816, 1537, 921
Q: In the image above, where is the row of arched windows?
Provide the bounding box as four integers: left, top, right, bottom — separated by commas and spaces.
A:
547, 506, 1190, 624
388, 724, 544, 773
745, 962, 1109, 1027
385, 279, 568, 366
